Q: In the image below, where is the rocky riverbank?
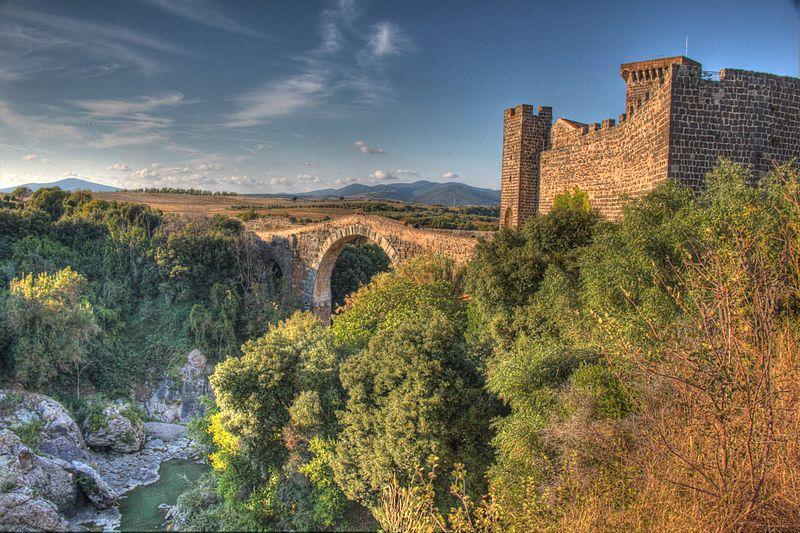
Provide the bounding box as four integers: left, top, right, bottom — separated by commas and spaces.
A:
69, 422, 198, 531
0, 349, 212, 531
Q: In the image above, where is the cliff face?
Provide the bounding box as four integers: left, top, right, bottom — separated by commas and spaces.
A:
0, 392, 118, 531
146, 348, 212, 424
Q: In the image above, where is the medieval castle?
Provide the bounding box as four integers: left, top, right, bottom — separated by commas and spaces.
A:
500, 56, 800, 227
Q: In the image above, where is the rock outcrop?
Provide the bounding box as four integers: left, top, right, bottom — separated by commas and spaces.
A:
0, 430, 78, 516
71, 461, 117, 509
147, 349, 211, 423
0, 485, 69, 532
91, 422, 194, 495
0, 430, 73, 530
83, 400, 146, 453
0, 389, 88, 462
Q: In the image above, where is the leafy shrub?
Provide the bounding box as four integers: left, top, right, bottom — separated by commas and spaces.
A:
10, 419, 44, 450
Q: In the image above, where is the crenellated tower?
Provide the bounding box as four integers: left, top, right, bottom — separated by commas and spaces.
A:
619, 56, 700, 113
500, 56, 799, 223
499, 104, 552, 229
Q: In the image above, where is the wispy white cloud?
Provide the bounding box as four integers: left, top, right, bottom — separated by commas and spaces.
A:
142, 0, 265, 38
0, 100, 84, 142
0, 5, 191, 78
107, 163, 130, 171
360, 22, 413, 63
441, 171, 460, 180
89, 128, 167, 149
352, 140, 386, 154
22, 153, 37, 161
71, 92, 186, 117
226, 73, 328, 127
196, 163, 223, 172
395, 169, 418, 176
225, 0, 413, 127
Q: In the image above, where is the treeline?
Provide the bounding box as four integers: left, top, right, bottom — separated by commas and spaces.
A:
176, 161, 800, 531
0, 187, 290, 408
122, 187, 239, 196
233, 199, 499, 230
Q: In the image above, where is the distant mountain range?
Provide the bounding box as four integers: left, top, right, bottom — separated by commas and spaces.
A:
267, 180, 500, 206
0, 178, 119, 193
1, 178, 500, 207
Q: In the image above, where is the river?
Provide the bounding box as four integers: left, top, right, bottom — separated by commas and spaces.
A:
119, 460, 210, 532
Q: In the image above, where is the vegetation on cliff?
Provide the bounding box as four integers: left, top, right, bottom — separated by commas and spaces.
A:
3, 160, 799, 531
0, 189, 290, 411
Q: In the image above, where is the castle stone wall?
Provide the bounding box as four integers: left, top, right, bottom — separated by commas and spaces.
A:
537, 64, 674, 219
501, 56, 800, 223
668, 68, 800, 189
500, 105, 551, 229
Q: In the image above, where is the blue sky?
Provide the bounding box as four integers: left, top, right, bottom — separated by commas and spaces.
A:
0, 0, 797, 193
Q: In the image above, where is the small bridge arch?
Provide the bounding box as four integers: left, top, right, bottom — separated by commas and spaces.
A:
310, 224, 399, 321
253, 214, 488, 322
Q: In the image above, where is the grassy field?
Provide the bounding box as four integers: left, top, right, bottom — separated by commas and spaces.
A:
93, 192, 500, 230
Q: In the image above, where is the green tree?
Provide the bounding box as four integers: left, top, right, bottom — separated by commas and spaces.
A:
28, 187, 69, 220
11, 186, 31, 200
331, 255, 465, 351
208, 312, 348, 529
330, 243, 390, 310
4, 268, 99, 391
334, 310, 496, 509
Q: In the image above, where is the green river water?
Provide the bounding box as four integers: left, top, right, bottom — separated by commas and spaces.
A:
119, 460, 210, 532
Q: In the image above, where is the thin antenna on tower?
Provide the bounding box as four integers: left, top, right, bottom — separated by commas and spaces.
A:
685, 37, 689, 57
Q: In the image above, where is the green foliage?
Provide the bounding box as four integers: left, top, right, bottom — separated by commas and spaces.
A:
190, 283, 241, 361
10, 418, 45, 450
552, 187, 592, 213
208, 312, 347, 530
334, 310, 496, 508
75, 395, 113, 433
331, 255, 465, 351
467, 194, 600, 322
297, 437, 347, 527
0, 191, 289, 398
11, 187, 31, 200
330, 243, 390, 310
28, 188, 69, 220
4, 268, 99, 391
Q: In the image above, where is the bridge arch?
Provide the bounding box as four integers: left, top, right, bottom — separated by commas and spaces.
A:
310, 224, 399, 321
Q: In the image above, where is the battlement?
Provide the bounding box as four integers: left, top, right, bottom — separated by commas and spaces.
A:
500, 56, 800, 225
620, 56, 700, 111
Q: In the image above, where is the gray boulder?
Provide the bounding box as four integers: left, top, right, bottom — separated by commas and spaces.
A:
83, 401, 145, 453
0, 389, 88, 462
0, 430, 78, 515
70, 461, 117, 509
147, 349, 211, 423
0, 484, 69, 532
144, 421, 188, 442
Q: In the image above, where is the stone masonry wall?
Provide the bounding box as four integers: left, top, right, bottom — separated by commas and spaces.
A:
507, 56, 800, 221
536, 64, 674, 219
668, 67, 800, 189
254, 214, 488, 317
500, 105, 552, 228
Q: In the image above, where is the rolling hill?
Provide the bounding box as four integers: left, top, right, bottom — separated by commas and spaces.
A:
266, 180, 500, 206
0, 178, 119, 193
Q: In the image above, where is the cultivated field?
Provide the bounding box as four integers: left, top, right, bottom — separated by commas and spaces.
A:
92, 192, 500, 230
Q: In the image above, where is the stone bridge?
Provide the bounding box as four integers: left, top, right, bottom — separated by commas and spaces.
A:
253, 214, 488, 321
